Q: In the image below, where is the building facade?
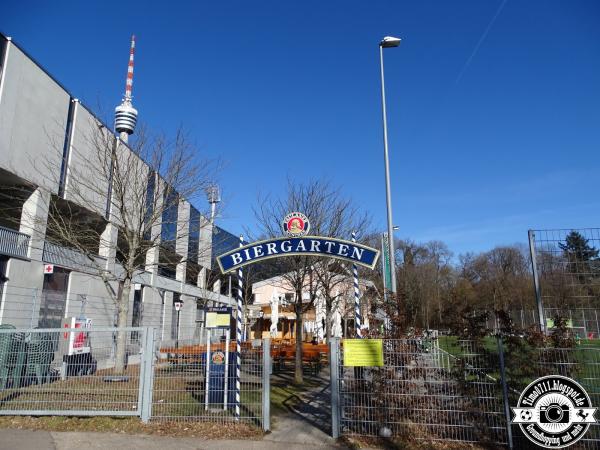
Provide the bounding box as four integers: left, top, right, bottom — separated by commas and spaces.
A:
0, 34, 235, 346
250, 270, 374, 342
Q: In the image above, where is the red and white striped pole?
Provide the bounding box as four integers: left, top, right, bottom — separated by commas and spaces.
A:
124, 35, 135, 101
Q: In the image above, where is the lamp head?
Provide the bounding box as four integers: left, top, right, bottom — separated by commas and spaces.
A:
380, 36, 402, 48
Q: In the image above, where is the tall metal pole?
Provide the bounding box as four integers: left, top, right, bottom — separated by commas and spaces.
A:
379, 44, 397, 295
528, 230, 546, 334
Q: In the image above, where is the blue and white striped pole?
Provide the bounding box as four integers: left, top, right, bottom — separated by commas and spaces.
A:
235, 235, 244, 420
352, 231, 362, 338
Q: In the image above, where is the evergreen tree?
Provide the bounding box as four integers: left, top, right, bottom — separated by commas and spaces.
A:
559, 231, 599, 261
558, 231, 599, 280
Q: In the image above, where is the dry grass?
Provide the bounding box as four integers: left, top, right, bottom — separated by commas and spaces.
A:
0, 363, 262, 421
343, 435, 496, 449
0, 415, 263, 439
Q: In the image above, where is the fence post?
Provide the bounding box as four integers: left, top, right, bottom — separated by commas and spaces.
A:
140, 327, 155, 423
528, 230, 546, 334
262, 338, 271, 432
330, 337, 340, 439
137, 328, 145, 417
29, 288, 37, 328
496, 335, 514, 450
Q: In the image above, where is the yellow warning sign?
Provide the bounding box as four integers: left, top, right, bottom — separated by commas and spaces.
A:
206, 312, 218, 328
343, 339, 384, 367
206, 309, 231, 328
216, 313, 230, 327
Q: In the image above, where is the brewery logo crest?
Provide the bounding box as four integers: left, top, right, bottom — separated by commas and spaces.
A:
211, 350, 225, 365
283, 212, 310, 237
512, 375, 597, 448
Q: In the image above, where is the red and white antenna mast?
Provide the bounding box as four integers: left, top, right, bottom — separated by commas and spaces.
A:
124, 35, 135, 102
115, 35, 138, 142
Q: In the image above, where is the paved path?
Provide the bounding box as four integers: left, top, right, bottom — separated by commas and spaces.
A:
0, 429, 343, 450
266, 367, 346, 448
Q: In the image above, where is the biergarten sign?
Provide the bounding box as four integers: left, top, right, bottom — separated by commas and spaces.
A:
217, 235, 380, 273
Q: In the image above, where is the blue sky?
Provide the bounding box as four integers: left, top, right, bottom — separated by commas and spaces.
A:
4, 1, 600, 255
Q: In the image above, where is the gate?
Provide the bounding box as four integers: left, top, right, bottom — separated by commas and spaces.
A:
151, 331, 269, 427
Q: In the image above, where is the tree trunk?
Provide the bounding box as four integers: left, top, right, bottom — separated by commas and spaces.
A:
325, 299, 332, 344
294, 296, 303, 384
115, 277, 132, 374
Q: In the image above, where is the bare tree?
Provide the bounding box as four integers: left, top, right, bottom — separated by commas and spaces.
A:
37, 123, 217, 373
252, 178, 369, 384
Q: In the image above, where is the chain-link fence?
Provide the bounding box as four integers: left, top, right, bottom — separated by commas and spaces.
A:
0, 325, 269, 429
0, 327, 148, 417
529, 228, 600, 318
0, 284, 213, 341
333, 338, 507, 444
152, 331, 265, 425
485, 308, 600, 338
331, 337, 600, 449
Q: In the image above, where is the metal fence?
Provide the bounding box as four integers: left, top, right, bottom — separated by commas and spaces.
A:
0, 284, 236, 347
0, 326, 149, 418
151, 330, 266, 425
0, 326, 269, 428
331, 338, 506, 444
529, 228, 600, 324
331, 337, 600, 449
485, 308, 600, 338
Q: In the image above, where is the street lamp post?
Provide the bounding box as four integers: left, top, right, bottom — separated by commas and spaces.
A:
381, 226, 400, 301
379, 36, 401, 295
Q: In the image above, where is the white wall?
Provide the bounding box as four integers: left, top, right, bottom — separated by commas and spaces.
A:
0, 42, 69, 193
63, 104, 110, 216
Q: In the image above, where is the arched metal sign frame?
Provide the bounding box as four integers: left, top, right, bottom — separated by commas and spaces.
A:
216, 235, 380, 274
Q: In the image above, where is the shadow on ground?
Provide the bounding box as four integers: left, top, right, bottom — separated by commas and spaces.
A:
268, 366, 339, 446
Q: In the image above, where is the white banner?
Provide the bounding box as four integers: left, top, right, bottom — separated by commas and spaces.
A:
512, 407, 597, 423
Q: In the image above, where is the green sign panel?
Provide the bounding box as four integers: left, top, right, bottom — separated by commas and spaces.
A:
343, 339, 384, 367
382, 233, 391, 292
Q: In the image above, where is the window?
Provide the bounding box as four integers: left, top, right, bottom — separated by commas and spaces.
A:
158, 262, 176, 279
39, 267, 70, 328
131, 286, 143, 342
0, 256, 8, 313
159, 291, 165, 337
171, 293, 180, 340
132, 287, 143, 327
58, 99, 76, 198
186, 260, 200, 286
188, 207, 200, 263
161, 188, 178, 250
143, 171, 156, 241
0, 256, 8, 283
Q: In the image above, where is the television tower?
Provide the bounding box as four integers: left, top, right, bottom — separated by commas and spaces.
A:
114, 35, 138, 143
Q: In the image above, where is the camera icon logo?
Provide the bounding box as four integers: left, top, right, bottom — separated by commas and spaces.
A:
539, 403, 570, 424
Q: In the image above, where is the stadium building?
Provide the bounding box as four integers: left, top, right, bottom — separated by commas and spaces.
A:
0, 33, 237, 347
